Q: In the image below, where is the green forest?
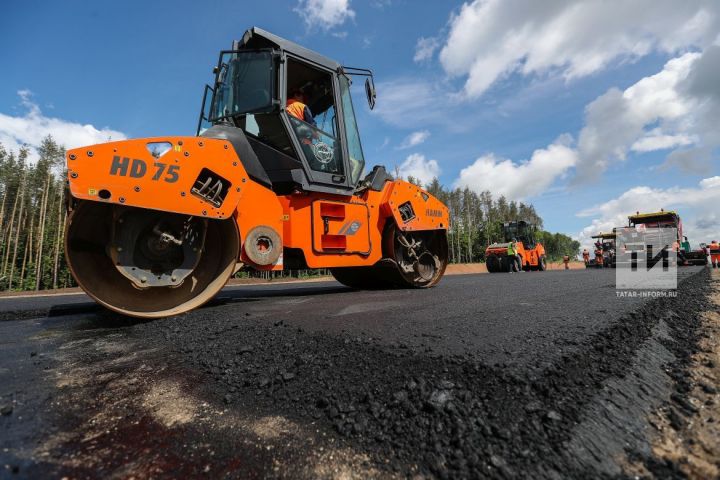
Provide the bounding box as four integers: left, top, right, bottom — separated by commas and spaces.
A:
0, 137, 579, 292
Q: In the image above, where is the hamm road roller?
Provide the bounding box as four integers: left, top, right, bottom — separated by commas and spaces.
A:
485, 220, 546, 272
64, 27, 449, 318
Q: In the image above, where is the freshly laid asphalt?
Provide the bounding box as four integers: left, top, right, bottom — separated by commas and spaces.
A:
0, 267, 711, 479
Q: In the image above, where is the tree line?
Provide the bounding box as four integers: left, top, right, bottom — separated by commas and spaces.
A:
0, 138, 579, 292
411, 176, 580, 263
0, 137, 71, 291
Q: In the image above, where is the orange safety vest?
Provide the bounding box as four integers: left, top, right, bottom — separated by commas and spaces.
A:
286, 99, 307, 121
582, 250, 590, 259
709, 242, 720, 255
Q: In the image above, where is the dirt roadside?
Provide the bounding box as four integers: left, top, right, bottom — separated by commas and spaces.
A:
637, 270, 720, 478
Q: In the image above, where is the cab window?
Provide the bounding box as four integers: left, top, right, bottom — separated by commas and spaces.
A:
338, 75, 366, 185
286, 59, 343, 176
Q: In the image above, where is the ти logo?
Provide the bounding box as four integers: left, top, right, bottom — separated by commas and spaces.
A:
616, 226, 677, 291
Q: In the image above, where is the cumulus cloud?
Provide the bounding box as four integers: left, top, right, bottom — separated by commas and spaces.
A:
454, 139, 577, 200
576, 176, 720, 249
0, 90, 126, 163
575, 47, 720, 181
397, 153, 440, 185
630, 132, 696, 152
414, 36, 440, 63
437, 0, 720, 98
397, 130, 430, 149
294, 0, 355, 31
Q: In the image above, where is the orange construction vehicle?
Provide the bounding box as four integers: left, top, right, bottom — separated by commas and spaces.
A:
709, 240, 720, 268
485, 221, 546, 272
64, 28, 449, 318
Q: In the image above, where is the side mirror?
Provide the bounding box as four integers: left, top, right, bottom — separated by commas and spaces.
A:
365, 77, 377, 110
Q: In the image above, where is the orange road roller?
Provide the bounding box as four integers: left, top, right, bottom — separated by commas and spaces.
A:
485, 221, 546, 272
64, 27, 450, 318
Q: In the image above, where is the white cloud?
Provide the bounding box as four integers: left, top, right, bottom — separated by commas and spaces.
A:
437, 0, 720, 98
398, 153, 440, 185
397, 130, 430, 149
414, 36, 440, 63
575, 47, 720, 181
630, 131, 696, 152
576, 176, 720, 249
294, 0, 355, 31
0, 90, 126, 163
454, 139, 577, 201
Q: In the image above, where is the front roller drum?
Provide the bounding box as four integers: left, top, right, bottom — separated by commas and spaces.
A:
65, 201, 239, 318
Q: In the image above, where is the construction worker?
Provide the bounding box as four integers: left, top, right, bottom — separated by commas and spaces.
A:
507, 239, 517, 273
582, 248, 590, 266
287, 89, 326, 169
709, 240, 720, 268
562, 254, 570, 270
286, 89, 316, 126
594, 245, 603, 267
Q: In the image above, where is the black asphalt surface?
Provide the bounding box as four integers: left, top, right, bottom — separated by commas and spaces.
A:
0, 267, 712, 479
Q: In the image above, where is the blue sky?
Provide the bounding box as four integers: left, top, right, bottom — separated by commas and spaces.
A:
1, 0, 719, 247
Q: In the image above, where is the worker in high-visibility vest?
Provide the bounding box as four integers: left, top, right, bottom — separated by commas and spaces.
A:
594, 242, 603, 267
709, 240, 720, 268
287, 89, 324, 168
562, 254, 570, 270
582, 248, 590, 266
286, 89, 316, 125
507, 240, 517, 272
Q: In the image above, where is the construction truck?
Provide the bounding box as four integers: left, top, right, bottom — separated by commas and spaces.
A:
64, 27, 450, 318
485, 221, 546, 272
587, 231, 616, 268
619, 210, 706, 267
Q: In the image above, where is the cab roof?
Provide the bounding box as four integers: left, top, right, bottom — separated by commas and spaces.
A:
627, 210, 679, 223
237, 27, 342, 72
592, 232, 617, 239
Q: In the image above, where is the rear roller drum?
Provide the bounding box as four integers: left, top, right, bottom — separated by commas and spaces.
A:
65, 201, 239, 318
382, 223, 448, 288
486, 255, 499, 273
331, 223, 448, 289
537, 255, 547, 271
